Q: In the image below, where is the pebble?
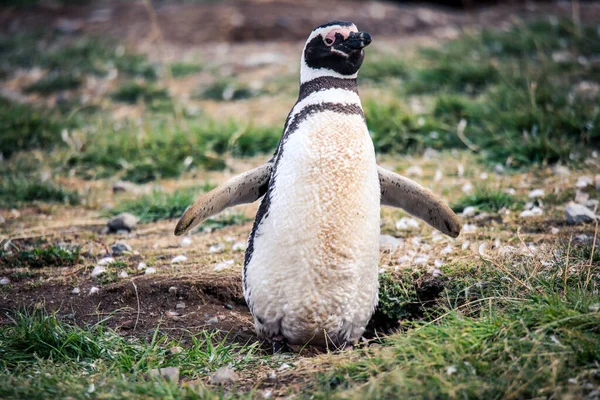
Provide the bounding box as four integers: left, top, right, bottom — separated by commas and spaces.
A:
145, 267, 157, 274
478, 243, 487, 256
112, 180, 138, 193
168, 286, 178, 295
528, 189, 545, 198
149, 367, 180, 384
520, 207, 543, 218
413, 255, 429, 265
91, 266, 107, 278
379, 235, 402, 251
97, 257, 116, 265
169, 346, 183, 355
552, 165, 570, 176
428, 267, 443, 277
278, 363, 291, 371
461, 182, 474, 194
107, 213, 138, 233
396, 217, 420, 231
171, 255, 188, 264
119, 271, 129, 278
441, 244, 453, 255
214, 260, 234, 271
137, 262, 147, 270
566, 202, 597, 225
462, 241, 471, 250
576, 176, 593, 189
176, 302, 186, 310
0, 215, 5, 224
462, 206, 477, 217
0, 277, 10, 285
224, 304, 233, 310
180, 237, 193, 247
405, 165, 423, 177
434, 169, 443, 182
71, 287, 80, 294
209, 243, 226, 253
550, 227, 560, 235
89, 286, 100, 295
111, 241, 132, 255
207, 316, 219, 324
462, 224, 477, 233
232, 241, 247, 252
209, 367, 238, 385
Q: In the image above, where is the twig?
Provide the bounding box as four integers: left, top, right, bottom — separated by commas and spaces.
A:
131, 279, 141, 331
585, 220, 598, 288
455, 119, 479, 152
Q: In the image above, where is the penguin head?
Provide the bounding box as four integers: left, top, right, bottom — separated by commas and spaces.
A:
301, 21, 371, 82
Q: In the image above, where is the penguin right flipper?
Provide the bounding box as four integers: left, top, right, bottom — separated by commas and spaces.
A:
378, 166, 461, 238
174, 162, 272, 236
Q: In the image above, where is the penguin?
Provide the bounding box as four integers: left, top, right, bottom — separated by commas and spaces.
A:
175, 20, 460, 351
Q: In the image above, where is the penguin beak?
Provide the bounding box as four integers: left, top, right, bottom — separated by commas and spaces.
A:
345, 31, 372, 50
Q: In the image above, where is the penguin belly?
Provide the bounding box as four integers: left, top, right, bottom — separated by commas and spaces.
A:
243, 110, 381, 347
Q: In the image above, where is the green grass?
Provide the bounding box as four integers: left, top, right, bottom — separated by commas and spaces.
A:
111, 82, 170, 104
451, 186, 524, 213
195, 79, 259, 101
105, 185, 250, 227
360, 54, 408, 83
0, 243, 81, 269
0, 176, 80, 208
313, 240, 600, 399
23, 73, 83, 95
170, 62, 203, 78
0, 309, 258, 399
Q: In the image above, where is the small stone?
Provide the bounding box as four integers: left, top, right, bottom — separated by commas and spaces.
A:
528, 189, 545, 198
214, 260, 234, 271
267, 370, 277, 380
478, 243, 486, 256
462, 224, 477, 233
442, 244, 453, 255
462, 241, 471, 250
405, 165, 423, 177
149, 367, 180, 384
180, 237, 193, 247
209, 367, 238, 385
171, 255, 188, 264
0, 215, 5, 224
121, 319, 135, 329
566, 202, 597, 225
112, 180, 138, 193
551, 227, 560, 234
224, 304, 233, 310
278, 363, 291, 371
91, 265, 107, 278
176, 302, 186, 310
396, 217, 420, 231
71, 287, 80, 294
428, 267, 443, 277
457, 164, 465, 177
206, 316, 219, 324
98, 257, 116, 265
413, 255, 429, 265
552, 165, 570, 176
89, 286, 100, 295
168, 286, 178, 295
232, 241, 247, 252
119, 271, 129, 278
145, 267, 157, 275
434, 169, 443, 182
494, 164, 505, 174
169, 346, 183, 355
461, 182, 473, 193
576, 176, 593, 189
137, 262, 147, 270
0, 277, 10, 285
209, 243, 226, 253
107, 213, 138, 233
520, 207, 543, 218
379, 235, 402, 251
462, 206, 477, 217
111, 241, 132, 255
446, 365, 458, 375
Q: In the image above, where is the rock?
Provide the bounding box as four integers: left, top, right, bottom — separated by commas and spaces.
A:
520, 207, 543, 218
396, 217, 420, 231
168, 286, 178, 295
111, 241, 132, 255
379, 235, 402, 251
214, 260, 234, 271
209, 243, 226, 253
71, 287, 80, 294
98, 257, 116, 265
404, 165, 423, 177
120, 319, 135, 329
528, 189, 545, 198
0, 215, 5, 224
462, 206, 477, 217
206, 316, 219, 324
149, 367, 180, 384
209, 367, 238, 386
232, 241, 246, 252
137, 262, 147, 270
180, 237, 193, 247
119, 271, 129, 278
0, 277, 10, 285
176, 302, 186, 310
169, 346, 183, 355
552, 165, 570, 176
89, 286, 100, 295
91, 266, 107, 278
566, 202, 597, 225
461, 182, 473, 193
112, 180, 138, 193
224, 304, 233, 310
107, 213, 138, 233
413, 255, 429, 265
462, 224, 477, 233
145, 267, 157, 274
576, 176, 593, 189
171, 255, 188, 264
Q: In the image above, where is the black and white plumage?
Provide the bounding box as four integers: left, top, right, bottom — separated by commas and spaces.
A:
175, 21, 460, 350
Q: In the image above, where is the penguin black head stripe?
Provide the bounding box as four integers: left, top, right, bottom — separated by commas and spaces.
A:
175, 21, 460, 352
301, 21, 372, 82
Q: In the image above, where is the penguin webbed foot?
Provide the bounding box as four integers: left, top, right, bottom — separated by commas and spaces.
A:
272, 335, 291, 354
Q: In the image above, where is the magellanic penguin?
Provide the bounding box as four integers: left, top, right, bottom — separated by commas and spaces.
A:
175, 21, 461, 351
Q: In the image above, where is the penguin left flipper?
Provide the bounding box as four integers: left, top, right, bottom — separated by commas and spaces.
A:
174, 161, 272, 236
378, 166, 461, 238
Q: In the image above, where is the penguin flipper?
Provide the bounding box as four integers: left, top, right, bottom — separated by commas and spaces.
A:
174, 162, 272, 236
378, 166, 461, 238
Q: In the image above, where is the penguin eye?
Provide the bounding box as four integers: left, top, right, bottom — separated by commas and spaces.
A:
324, 37, 334, 46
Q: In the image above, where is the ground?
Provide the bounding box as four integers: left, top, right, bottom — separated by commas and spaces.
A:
1, 1, 600, 399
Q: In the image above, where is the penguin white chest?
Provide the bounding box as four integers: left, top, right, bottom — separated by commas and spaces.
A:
244, 110, 381, 346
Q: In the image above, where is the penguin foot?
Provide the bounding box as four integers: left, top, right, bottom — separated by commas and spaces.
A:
272, 335, 290, 354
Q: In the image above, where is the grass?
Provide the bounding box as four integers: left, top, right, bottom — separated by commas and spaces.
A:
23, 73, 82, 95
170, 62, 203, 78
196, 79, 259, 101
0, 309, 259, 399
364, 19, 600, 167
106, 185, 250, 228
451, 186, 524, 213
0, 176, 80, 208
0, 243, 81, 269
111, 82, 170, 104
